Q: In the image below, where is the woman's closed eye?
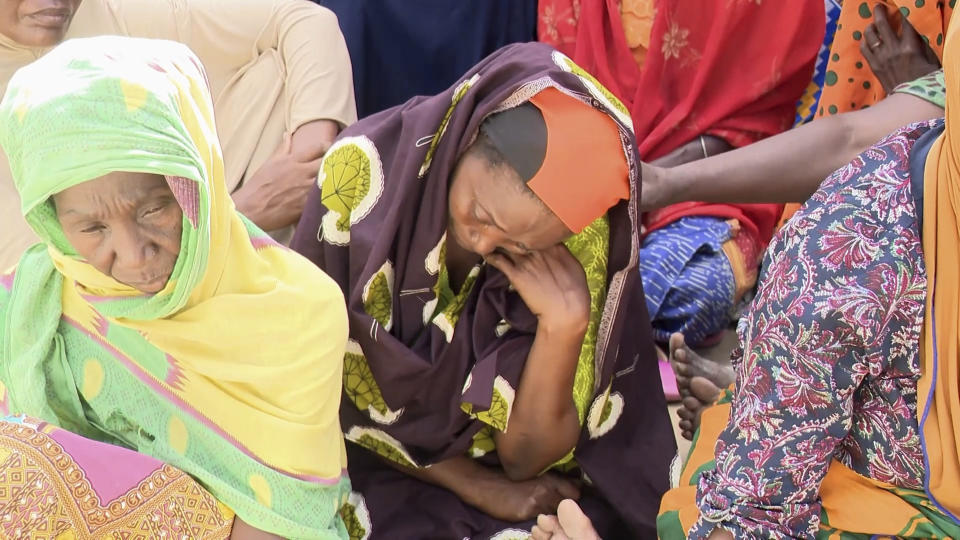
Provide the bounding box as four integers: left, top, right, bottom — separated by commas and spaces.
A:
472, 204, 488, 225
141, 206, 164, 218
80, 223, 106, 234
141, 199, 175, 219
474, 203, 501, 228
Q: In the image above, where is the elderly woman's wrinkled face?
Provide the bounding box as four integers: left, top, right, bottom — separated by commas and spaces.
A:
53, 172, 183, 294
0, 0, 81, 47
448, 149, 570, 258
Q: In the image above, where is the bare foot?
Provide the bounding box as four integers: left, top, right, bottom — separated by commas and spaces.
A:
531, 499, 600, 540
676, 377, 722, 440
668, 332, 735, 398
669, 333, 734, 440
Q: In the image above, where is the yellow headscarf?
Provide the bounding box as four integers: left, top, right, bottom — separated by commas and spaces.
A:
0, 36, 349, 537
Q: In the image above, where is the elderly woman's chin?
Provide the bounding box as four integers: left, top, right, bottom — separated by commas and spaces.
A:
112, 260, 178, 294
123, 272, 173, 294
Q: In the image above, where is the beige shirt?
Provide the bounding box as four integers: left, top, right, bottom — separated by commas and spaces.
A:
0, 0, 356, 269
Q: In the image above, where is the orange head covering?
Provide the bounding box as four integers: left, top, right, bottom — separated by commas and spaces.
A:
480, 87, 629, 233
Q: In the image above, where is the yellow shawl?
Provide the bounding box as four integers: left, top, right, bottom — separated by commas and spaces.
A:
919, 16, 960, 524
0, 36, 349, 537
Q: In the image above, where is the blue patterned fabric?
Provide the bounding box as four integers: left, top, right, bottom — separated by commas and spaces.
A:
795, 0, 843, 125
639, 216, 735, 344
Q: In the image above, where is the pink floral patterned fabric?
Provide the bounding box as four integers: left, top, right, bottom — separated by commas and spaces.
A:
691, 120, 937, 538
537, 0, 581, 56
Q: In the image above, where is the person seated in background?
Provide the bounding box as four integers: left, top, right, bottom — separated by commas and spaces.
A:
0, 0, 357, 268
541, 0, 824, 401
290, 42, 675, 539
643, 3, 947, 214
649, 4, 948, 440
538, 16, 960, 540
0, 36, 351, 539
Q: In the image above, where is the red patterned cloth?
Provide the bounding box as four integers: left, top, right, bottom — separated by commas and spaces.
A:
541, 0, 824, 249
537, 0, 582, 57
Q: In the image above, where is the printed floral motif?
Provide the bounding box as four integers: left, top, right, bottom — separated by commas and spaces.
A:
661, 22, 690, 60
586, 388, 624, 440
342, 340, 403, 425
419, 75, 479, 178
319, 136, 384, 246
461, 376, 516, 433
689, 121, 935, 538
345, 426, 418, 469
339, 492, 372, 540
538, 0, 581, 50
362, 261, 394, 331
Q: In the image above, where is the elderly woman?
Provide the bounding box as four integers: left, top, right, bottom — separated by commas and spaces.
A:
0, 0, 356, 269
0, 37, 350, 539
290, 43, 675, 538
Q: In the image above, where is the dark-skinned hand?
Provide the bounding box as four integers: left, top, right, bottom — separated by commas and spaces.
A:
861, 4, 940, 94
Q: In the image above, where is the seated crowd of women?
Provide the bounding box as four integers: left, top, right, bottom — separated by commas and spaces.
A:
0, 0, 957, 539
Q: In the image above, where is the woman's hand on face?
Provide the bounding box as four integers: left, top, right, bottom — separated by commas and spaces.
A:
232, 132, 324, 232
861, 4, 940, 94
485, 244, 590, 335
470, 472, 581, 523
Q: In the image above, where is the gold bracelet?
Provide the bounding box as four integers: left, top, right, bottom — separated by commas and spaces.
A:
699, 135, 709, 158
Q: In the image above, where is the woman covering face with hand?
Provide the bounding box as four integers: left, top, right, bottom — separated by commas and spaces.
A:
291, 42, 675, 539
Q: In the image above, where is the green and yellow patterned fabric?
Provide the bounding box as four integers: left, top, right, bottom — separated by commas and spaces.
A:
0, 36, 351, 538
